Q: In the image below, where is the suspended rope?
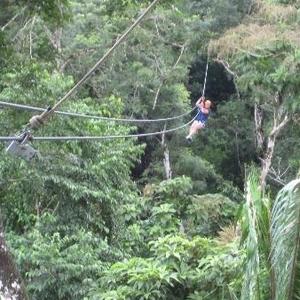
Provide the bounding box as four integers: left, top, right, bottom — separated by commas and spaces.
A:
0, 113, 198, 142
202, 54, 209, 97
0, 100, 197, 123
28, 0, 161, 130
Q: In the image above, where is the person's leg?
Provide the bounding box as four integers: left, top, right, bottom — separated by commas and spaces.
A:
189, 121, 201, 136
186, 121, 203, 140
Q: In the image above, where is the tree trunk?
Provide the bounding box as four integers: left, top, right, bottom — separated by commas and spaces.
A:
254, 98, 289, 191
44, 26, 64, 71
254, 103, 264, 152
260, 112, 289, 191
44, 27, 62, 53
161, 124, 172, 179
163, 145, 172, 179
260, 134, 276, 191
0, 219, 27, 300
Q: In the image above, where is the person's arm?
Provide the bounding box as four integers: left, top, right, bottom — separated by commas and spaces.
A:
196, 97, 209, 114
196, 96, 205, 108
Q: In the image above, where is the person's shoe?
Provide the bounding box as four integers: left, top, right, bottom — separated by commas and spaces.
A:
185, 136, 192, 144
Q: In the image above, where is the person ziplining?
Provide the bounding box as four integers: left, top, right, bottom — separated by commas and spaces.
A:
185, 96, 212, 143
185, 52, 212, 143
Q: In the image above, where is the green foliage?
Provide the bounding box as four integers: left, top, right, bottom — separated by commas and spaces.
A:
0, 31, 11, 68
119, 177, 192, 255
118, 176, 238, 268
144, 176, 193, 218
239, 169, 300, 300
240, 170, 268, 300
271, 178, 300, 300
152, 176, 193, 201
239, 171, 300, 300
88, 234, 243, 300
99, 257, 178, 300
2, 0, 299, 299
19, 0, 71, 24
211, 1, 300, 190
1, 61, 74, 108
269, 0, 298, 4
149, 203, 180, 237
7, 213, 122, 300
236, 42, 300, 115
0, 59, 144, 236
173, 150, 244, 201
174, 151, 220, 193
102, 0, 164, 16
199, 100, 255, 185
187, 0, 252, 49
62, 0, 193, 124
185, 194, 237, 237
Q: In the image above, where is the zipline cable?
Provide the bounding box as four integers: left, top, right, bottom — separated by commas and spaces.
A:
0, 113, 198, 142
29, 0, 161, 129
0, 100, 197, 123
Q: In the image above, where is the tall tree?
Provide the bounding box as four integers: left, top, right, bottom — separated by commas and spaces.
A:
211, 1, 300, 191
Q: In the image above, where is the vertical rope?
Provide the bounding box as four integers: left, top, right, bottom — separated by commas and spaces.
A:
202, 54, 209, 97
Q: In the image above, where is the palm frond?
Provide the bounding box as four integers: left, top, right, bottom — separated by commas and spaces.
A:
271, 179, 300, 300
240, 167, 272, 300
240, 171, 261, 300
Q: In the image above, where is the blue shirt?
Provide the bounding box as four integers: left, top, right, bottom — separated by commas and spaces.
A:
196, 108, 209, 123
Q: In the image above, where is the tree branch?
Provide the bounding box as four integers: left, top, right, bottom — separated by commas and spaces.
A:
267, 174, 286, 186
152, 44, 186, 110
1, 7, 27, 32
12, 17, 32, 41
214, 58, 240, 100
1, 14, 19, 31
153, 82, 164, 110
214, 58, 235, 76
29, 16, 36, 59
269, 114, 289, 137
260, 111, 289, 190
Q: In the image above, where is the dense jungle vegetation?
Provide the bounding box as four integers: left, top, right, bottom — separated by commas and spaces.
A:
0, 0, 300, 299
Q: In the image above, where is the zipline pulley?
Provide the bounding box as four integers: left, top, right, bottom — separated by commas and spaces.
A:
5, 130, 38, 161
